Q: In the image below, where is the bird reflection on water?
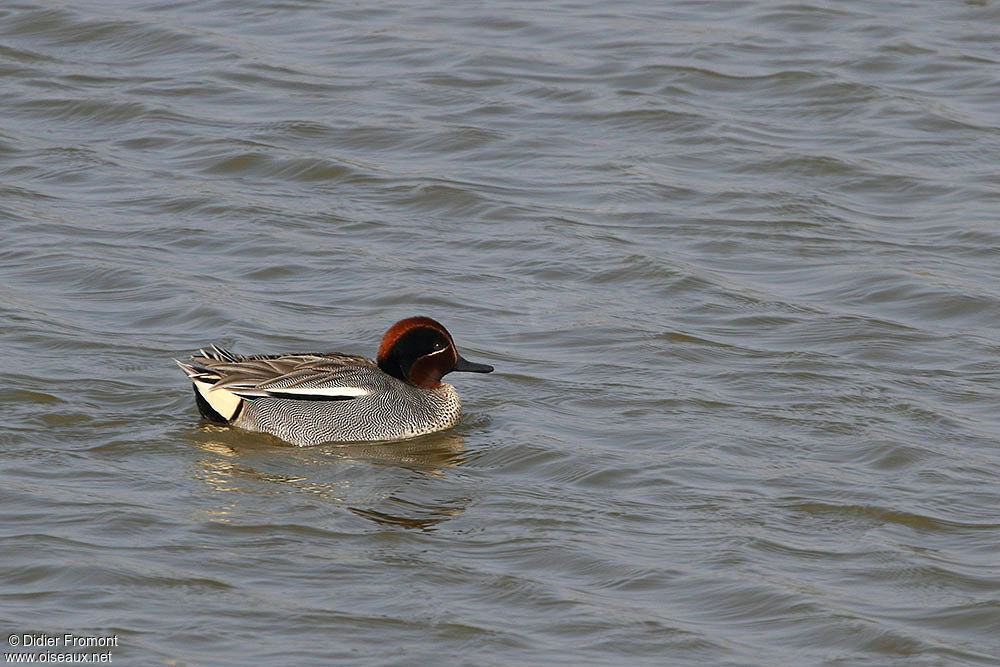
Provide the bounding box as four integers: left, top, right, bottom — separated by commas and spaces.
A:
190, 427, 470, 531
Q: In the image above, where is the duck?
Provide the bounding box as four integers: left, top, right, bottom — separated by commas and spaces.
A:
176, 316, 493, 446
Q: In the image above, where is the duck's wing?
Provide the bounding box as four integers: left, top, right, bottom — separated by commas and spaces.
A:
176, 345, 388, 401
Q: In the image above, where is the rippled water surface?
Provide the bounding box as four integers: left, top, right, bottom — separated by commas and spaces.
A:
2, 1, 999, 664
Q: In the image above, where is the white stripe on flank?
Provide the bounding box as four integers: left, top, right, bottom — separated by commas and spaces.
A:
194, 379, 242, 421
268, 386, 371, 398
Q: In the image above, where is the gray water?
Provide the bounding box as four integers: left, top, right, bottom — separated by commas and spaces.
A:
2, 1, 999, 664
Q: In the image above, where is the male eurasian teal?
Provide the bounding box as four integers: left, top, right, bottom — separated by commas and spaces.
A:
176, 316, 493, 446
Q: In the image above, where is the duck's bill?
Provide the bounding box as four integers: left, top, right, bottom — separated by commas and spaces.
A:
452, 354, 494, 373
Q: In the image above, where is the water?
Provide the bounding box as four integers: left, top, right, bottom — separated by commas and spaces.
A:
2, 0, 999, 664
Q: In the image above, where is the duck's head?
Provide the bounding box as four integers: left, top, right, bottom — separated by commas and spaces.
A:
377, 316, 494, 388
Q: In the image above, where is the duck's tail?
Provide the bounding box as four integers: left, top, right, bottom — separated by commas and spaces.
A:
175, 351, 244, 423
